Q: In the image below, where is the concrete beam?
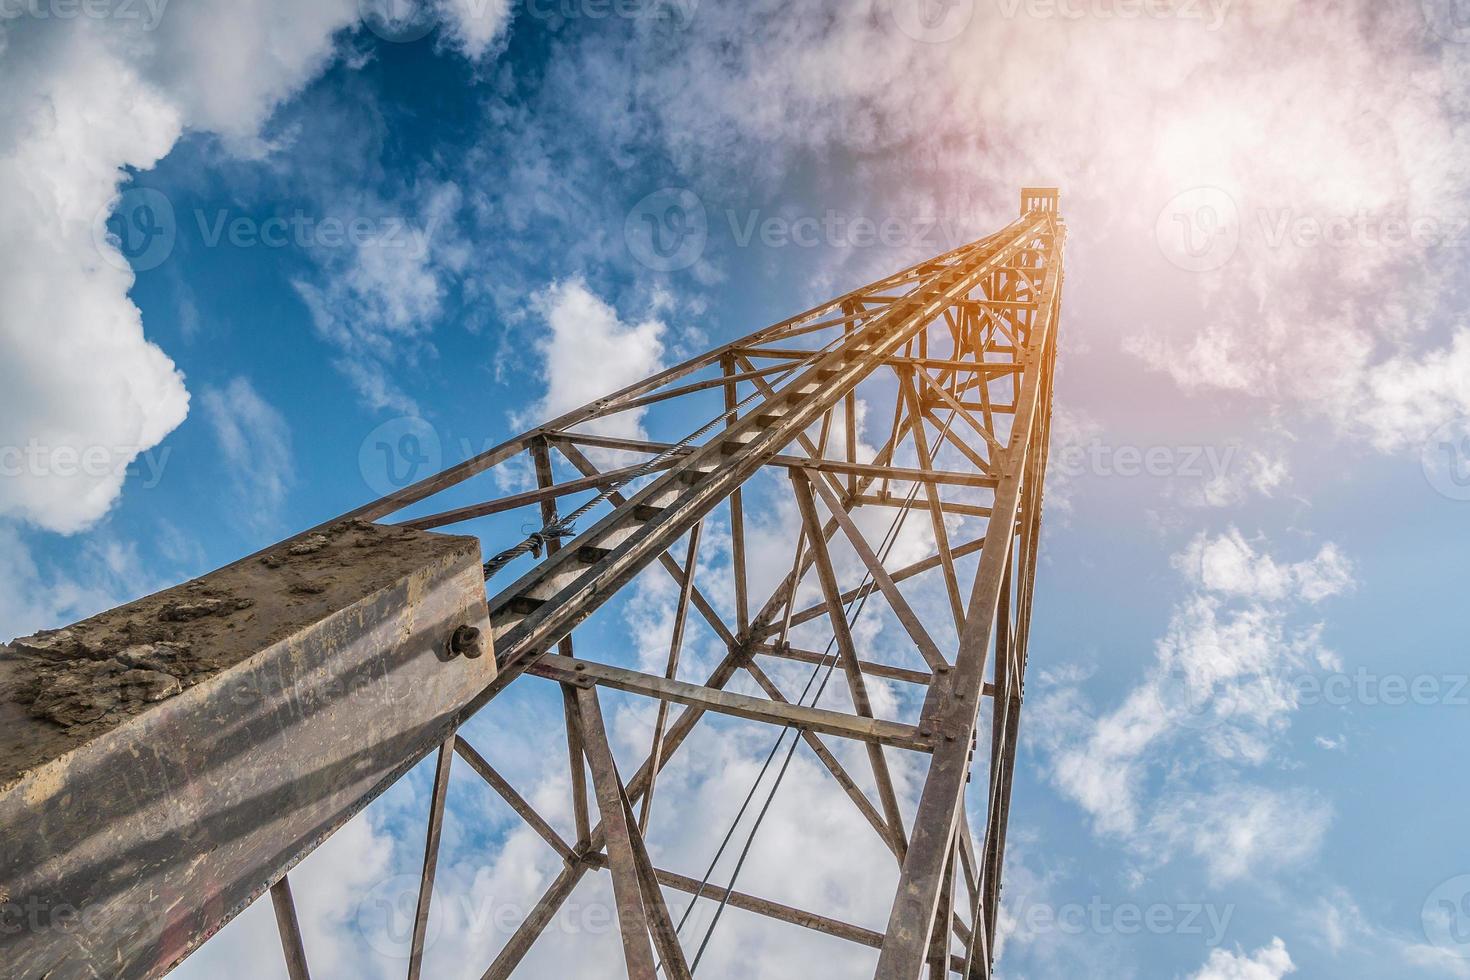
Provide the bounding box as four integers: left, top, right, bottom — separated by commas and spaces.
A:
0, 520, 493, 979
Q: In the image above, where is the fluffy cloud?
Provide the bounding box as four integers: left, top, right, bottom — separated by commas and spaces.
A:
0, 3, 363, 533
1173, 529, 1354, 603
520, 0, 1470, 457
436, 0, 514, 59
0, 24, 188, 533
293, 180, 469, 414
1184, 448, 1290, 509
0, 0, 520, 534
359, 0, 514, 62
1034, 529, 1349, 876
486, 277, 669, 492
1152, 786, 1330, 885
523, 277, 668, 441
1188, 937, 1295, 980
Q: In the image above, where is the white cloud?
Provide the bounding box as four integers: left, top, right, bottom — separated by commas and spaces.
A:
1185, 448, 1290, 508
358, 0, 514, 63
521, 277, 668, 446
1041, 592, 1337, 837
1362, 330, 1470, 451
0, 26, 187, 533
200, 377, 295, 533
0, 3, 369, 533
293, 180, 469, 414
140, 1, 359, 149
1173, 529, 1354, 603
1188, 937, 1295, 980
436, 0, 514, 60
1153, 786, 1330, 885
0, 0, 518, 534
1035, 529, 1348, 876
526, 0, 1470, 454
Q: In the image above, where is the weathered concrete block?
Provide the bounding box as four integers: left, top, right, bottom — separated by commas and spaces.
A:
0, 520, 493, 979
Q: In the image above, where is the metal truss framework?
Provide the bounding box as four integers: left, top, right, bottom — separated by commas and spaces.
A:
218, 189, 1062, 979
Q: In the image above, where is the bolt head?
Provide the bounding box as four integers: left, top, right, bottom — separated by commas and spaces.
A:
449, 624, 483, 659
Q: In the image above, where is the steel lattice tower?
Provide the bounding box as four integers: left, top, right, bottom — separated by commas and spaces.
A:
1, 189, 1065, 979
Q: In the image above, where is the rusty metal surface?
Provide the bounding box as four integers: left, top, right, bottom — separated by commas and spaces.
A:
0, 520, 494, 979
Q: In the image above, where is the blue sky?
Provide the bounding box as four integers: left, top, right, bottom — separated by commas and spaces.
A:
4, 1, 1470, 977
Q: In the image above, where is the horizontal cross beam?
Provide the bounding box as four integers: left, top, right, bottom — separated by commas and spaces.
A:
526, 658, 935, 753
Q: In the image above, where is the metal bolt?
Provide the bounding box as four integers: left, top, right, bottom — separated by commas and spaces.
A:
449, 624, 483, 659
573, 662, 586, 671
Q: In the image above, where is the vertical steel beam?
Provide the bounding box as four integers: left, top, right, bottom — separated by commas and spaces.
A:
576, 686, 659, 979
533, 440, 593, 850
408, 737, 455, 980
639, 520, 703, 834
722, 354, 751, 635
269, 876, 311, 980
